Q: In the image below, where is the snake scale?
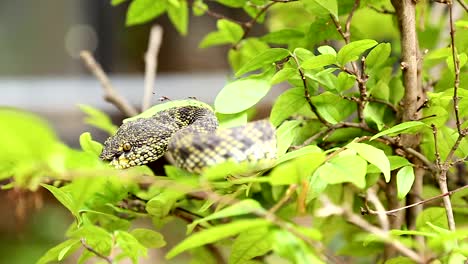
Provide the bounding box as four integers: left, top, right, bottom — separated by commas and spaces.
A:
100, 100, 277, 173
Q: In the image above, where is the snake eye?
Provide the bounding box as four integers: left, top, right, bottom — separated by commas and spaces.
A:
123, 143, 132, 151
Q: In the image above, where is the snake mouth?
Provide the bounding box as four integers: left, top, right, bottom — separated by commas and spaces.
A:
109, 153, 131, 169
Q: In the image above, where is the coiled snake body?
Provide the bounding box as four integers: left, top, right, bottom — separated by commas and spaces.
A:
100, 100, 277, 173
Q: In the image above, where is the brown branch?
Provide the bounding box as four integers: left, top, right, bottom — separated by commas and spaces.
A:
366, 186, 390, 231
367, 97, 398, 113
456, 0, 468, 12
81, 238, 113, 264
142, 25, 163, 111
291, 55, 332, 126
318, 197, 424, 263
367, 4, 395, 14
269, 184, 297, 214
345, 0, 360, 42
364, 185, 468, 216
449, 2, 464, 135
80, 51, 138, 117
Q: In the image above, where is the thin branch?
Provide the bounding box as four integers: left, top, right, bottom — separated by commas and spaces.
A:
345, 0, 360, 42
366, 186, 390, 231
81, 238, 113, 264
367, 97, 398, 113
142, 25, 163, 111
367, 4, 396, 14
269, 184, 297, 214
449, 2, 464, 135
80, 51, 138, 117
456, 0, 468, 12
291, 55, 332, 126
432, 125, 442, 167
367, 185, 468, 216
318, 197, 424, 263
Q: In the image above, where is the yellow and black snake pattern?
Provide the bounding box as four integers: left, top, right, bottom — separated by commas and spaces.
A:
100, 100, 277, 173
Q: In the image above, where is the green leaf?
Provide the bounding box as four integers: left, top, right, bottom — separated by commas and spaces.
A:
275, 120, 301, 156
69, 224, 113, 256
236, 48, 290, 77
272, 229, 324, 264
146, 189, 185, 219
111, 0, 128, 6
370, 121, 427, 140
229, 227, 273, 264
396, 166, 414, 200
347, 142, 391, 182
269, 153, 325, 185
385, 257, 416, 264
388, 156, 412, 170
229, 38, 269, 73
166, 219, 271, 259
365, 43, 391, 70
192, 0, 208, 16
131, 228, 166, 248
199, 19, 243, 48
216, 112, 248, 129
261, 29, 305, 44
364, 103, 385, 131
115, 231, 147, 263
79, 132, 103, 157
188, 199, 265, 233
41, 184, 77, 216
416, 207, 449, 230
270, 87, 309, 126
271, 67, 298, 85
126, 0, 167, 26
214, 79, 271, 114
317, 45, 336, 56
301, 0, 338, 18
301, 54, 336, 69
336, 72, 356, 92
78, 105, 117, 135
311, 92, 355, 124
167, 0, 189, 35
316, 154, 367, 188
36, 239, 80, 264
276, 145, 323, 164
337, 39, 378, 65
217, 0, 246, 7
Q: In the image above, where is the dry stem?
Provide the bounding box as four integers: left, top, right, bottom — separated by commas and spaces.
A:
80, 51, 138, 117
142, 25, 163, 111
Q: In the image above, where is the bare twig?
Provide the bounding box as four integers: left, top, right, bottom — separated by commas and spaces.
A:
80, 51, 138, 117
81, 238, 113, 264
456, 0, 468, 12
365, 185, 468, 216
367, 4, 395, 14
449, 2, 464, 135
142, 25, 163, 111
345, 0, 360, 42
291, 55, 332, 126
366, 186, 390, 231
269, 184, 297, 214
318, 197, 424, 263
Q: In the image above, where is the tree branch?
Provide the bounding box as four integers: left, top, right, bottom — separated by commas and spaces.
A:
363, 184, 467, 220
81, 238, 113, 264
80, 51, 138, 117
142, 25, 163, 111
318, 197, 424, 263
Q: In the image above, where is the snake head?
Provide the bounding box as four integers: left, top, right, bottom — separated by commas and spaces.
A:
100, 118, 174, 169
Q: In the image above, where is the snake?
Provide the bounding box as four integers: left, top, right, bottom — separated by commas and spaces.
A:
99, 100, 277, 174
